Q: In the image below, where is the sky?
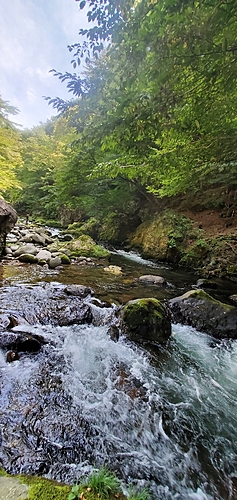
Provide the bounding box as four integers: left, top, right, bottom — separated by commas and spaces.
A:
0, 0, 89, 129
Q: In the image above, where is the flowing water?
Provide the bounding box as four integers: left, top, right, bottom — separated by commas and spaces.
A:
0, 251, 237, 499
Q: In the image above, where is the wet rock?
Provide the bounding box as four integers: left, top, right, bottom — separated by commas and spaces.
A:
0, 332, 42, 352
169, 289, 237, 339
229, 294, 237, 305
17, 335, 42, 352
108, 325, 120, 342
122, 298, 171, 344
196, 279, 218, 289
0, 314, 28, 330
0, 283, 93, 327
0, 361, 100, 480
138, 275, 166, 286
0, 314, 13, 329
6, 350, 19, 362
114, 363, 147, 400
64, 285, 91, 297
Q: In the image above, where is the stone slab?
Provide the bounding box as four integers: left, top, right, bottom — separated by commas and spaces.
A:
0, 477, 29, 500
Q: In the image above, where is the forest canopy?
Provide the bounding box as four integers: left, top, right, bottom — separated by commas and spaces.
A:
2, 0, 237, 224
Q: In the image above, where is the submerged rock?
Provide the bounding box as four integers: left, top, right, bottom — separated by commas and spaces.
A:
107, 324, 120, 342
104, 265, 122, 275
0, 283, 93, 328
64, 285, 91, 297
196, 279, 218, 290
122, 298, 171, 344
169, 289, 237, 339
6, 350, 19, 362
0, 331, 44, 353
138, 275, 166, 286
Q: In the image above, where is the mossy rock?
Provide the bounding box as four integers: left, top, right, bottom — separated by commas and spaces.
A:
18, 254, 38, 264
59, 253, 71, 265
66, 235, 110, 259
169, 289, 237, 339
67, 218, 99, 240
130, 211, 193, 262
122, 298, 171, 344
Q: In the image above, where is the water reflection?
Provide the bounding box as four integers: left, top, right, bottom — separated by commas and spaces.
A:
2, 250, 237, 305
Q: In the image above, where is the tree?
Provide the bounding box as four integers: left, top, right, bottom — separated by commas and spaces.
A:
0, 95, 22, 196
47, 0, 237, 203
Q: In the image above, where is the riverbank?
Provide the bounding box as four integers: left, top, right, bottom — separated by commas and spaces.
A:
126, 208, 237, 280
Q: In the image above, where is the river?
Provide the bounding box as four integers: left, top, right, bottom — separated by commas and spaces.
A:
0, 250, 237, 499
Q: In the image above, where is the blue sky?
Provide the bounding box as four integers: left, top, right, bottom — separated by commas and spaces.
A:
0, 0, 88, 129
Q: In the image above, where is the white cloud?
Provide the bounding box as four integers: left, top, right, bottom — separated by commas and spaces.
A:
0, 0, 87, 128
26, 87, 37, 104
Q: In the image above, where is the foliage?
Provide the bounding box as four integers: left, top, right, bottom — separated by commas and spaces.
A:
127, 487, 150, 500
8, 0, 237, 233
82, 467, 121, 499
45, 0, 237, 202
67, 467, 150, 500
0, 95, 22, 196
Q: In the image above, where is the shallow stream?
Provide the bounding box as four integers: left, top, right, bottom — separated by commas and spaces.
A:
0, 250, 237, 499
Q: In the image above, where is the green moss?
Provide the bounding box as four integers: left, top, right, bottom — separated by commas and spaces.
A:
66, 219, 99, 240
123, 298, 166, 328
131, 210, 195, 262
0, 467, 8, 476
66, 235, 110, 259
20, 476, 71, 500
181, 289, 233, 310
60, 254, 71, 264
67, 222, 82, 230
18, 254, 39, 263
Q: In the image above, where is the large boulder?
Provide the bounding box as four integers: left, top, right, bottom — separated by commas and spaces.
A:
122, 298, 171, 344
0, 198, 17, 255
169, 289, 237, 339
130, 211, 192, 263
13, 244, 38, 257
66, 234, 110, 259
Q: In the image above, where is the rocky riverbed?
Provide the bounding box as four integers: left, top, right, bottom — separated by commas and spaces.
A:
1, 220, 237, 499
